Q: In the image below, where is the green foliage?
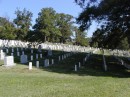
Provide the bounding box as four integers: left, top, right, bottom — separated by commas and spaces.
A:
117, 37, 129, 50
0, 17, 16, 39
33, 8, 59, 42
33, 8, 74, 43
13, 8, 33, 40
57, 13, 73, 43
76, 0, 130, 49
90, 28, 104, 48
74, 26, 89, 46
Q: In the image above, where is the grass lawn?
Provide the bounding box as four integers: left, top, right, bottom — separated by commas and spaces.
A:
0, 50, 130, 97
0, 60, 130, 97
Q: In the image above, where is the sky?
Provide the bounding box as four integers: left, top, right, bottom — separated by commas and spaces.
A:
0, 0, 97, 37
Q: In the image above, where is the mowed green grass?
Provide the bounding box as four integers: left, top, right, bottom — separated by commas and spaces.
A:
0, 57, 130, 97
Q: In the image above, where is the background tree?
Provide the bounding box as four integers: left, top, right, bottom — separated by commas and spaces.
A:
33, 8, 74, 43
75, 0, 130, 49
57, 13, 74, 43
73, 26, 89, 46
0, 17, 16, 39
33, 8, 59, 42
13, 8, 33, 40
117, 37, 129, 50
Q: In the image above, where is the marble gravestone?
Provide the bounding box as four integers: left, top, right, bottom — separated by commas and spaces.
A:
20, 55, 28, 64
0, 50, 5, 60
4, 56, 15, 66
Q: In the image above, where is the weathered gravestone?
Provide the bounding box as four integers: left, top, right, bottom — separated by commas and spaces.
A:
20, 55, 28, 64
4, 56, 15, 66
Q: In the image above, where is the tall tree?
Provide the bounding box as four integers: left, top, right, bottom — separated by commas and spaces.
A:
75, 0, 130, 48
0, 17, 16, 39
117, 37, 129, 50
33, 8, 60, 42
33, 8, 74, 43
57, 13, 74, 43
74, 26, 89, 46
13, 8, 33, 40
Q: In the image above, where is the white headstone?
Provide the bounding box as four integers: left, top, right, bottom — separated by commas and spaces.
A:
22, 51, 24, 55
17, 52, 20, 56
36, 54, 38, 59
4, 56, 15, 66
40, 54, 42, 58
31, 49, 33, 53
11, 53, 13, 56
12, 48, 14, 52
31, 55, 33, 61
20, 55, 28, 63
6, 49, 9, 53
17, 48, 19, 52
0, 50, 5, 60
52, 59, 54, 65
59, 56, 60, 61
29, 62, 32, 70
62, 55, 64, 60
79, 62, 81, 68
44, 59, 49, 67
75, 65, 77, 71
36, 61, 39, 68
48, 49, 52, 56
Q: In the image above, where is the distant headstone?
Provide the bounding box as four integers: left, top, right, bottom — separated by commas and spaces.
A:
59, 56, 61, 61
11, 53, 13, 56
79, 62, 81, 68
31, 49, 33, 53
12, 48, 14, 52
36, 54, 38, 59
75, 65, 77, 71
40, 54, 42, 58
38, 45, 42, 52
17, 52, 20, 56
31, 55, 33, 61
47, 47, 52, 56
6, 49, 9, 53
22, 51, 24, 55
44, 59, 49, 67
20, 55, 28, 64
4, 56, 15, 66
0, 50, 5, 60
52, 59, 54, 65
36, 61, 39, 68
17, 48, 19, 52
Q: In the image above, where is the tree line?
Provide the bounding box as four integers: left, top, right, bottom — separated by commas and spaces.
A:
1, 0, 129, 50
0, 7, 89, 46
75, 0, 130, 50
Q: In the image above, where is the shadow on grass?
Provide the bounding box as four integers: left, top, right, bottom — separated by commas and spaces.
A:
42, 54, 130, 78
1, 48, 130, 78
